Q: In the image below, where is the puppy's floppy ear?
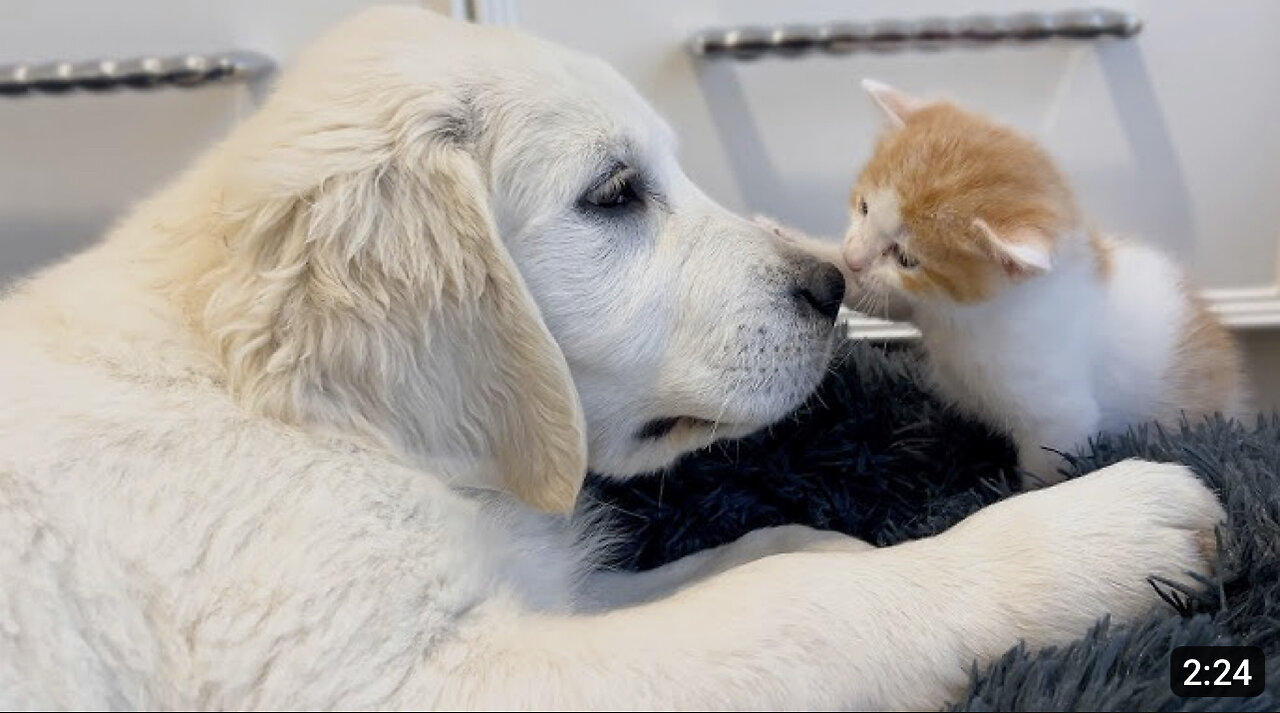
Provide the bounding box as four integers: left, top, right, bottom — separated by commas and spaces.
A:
205, 111, 586, 514
970, 218, 1053, 277
862, 79, 926, 127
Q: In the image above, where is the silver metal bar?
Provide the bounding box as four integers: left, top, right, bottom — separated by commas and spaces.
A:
0, 51, 274, 95
690, 8, 1141, 60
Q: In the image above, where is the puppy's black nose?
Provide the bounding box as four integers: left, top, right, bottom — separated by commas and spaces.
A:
793, 262, 845, 322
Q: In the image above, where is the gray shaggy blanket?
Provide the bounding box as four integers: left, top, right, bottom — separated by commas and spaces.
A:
584, 339, 1280, 710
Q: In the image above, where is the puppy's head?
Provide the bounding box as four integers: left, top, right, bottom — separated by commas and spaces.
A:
188, 8, 842, 511
477, 27, 844, 475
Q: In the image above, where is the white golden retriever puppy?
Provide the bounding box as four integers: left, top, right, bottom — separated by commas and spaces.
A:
0, 7, 1223, 710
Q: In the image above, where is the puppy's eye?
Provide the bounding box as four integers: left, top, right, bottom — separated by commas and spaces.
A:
859, 198, 868, 216
887, 243, 920, 269
583, 167, 641, 211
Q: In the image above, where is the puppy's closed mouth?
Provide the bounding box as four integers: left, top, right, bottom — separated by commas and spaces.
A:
636, 416, 722, 440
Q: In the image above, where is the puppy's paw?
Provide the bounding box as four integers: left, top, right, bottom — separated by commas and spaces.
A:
952, 459, 1223, 644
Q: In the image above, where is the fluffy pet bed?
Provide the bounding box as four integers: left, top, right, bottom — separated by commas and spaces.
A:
584, 339, 1280, 710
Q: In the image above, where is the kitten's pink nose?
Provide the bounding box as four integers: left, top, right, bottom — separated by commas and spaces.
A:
842, 242, 871, 273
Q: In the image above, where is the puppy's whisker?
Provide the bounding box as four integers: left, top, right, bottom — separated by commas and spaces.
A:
708, 365, 751, 442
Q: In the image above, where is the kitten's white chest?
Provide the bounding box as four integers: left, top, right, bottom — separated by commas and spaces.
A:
915, 254, 1103, 437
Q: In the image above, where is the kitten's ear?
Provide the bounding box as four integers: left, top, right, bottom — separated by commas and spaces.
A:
862, 79, 926, 127
971, 218, 1053, 277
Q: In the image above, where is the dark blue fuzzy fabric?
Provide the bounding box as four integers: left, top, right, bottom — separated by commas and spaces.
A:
583, 340, 1280, 711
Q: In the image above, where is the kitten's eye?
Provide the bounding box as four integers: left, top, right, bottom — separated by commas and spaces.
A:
582, 167, 641, 211
859, 198, 868, 216
887, 243, 920, 269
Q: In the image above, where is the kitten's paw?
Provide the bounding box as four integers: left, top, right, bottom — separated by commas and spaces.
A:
952, 459, 1223, 644
750, 214, 799, 241
1015, 447, 1071, 489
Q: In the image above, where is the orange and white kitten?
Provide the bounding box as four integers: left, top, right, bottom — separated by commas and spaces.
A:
844, 80, 1246, 486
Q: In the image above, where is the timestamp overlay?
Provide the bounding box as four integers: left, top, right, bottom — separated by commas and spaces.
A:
1171, 646, 1265, 698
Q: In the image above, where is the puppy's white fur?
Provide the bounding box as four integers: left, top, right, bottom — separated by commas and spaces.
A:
0, 8, 1222, 709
